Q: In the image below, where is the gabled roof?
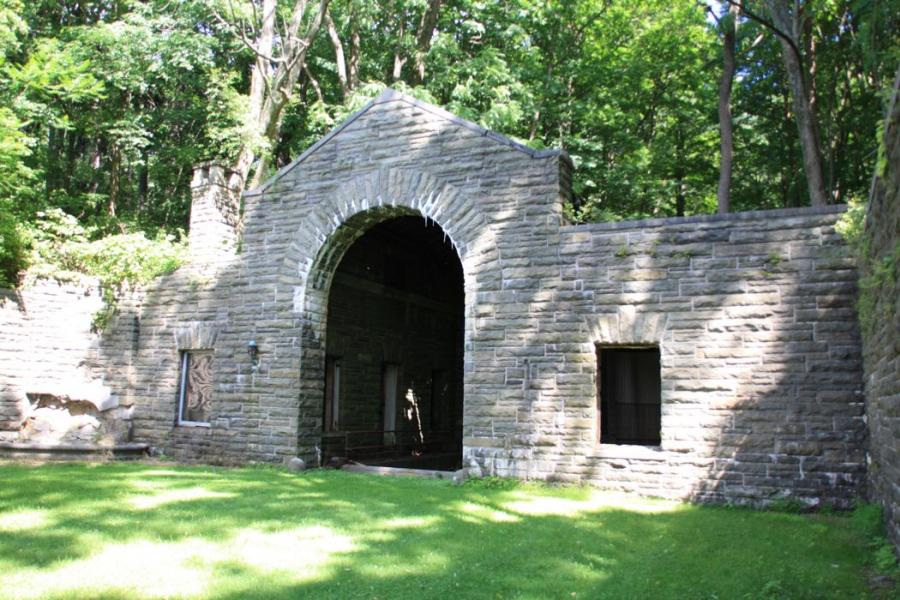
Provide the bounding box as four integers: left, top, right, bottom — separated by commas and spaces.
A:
244, 88, 569, 197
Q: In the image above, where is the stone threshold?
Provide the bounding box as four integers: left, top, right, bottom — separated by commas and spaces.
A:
342, 463, 452, 479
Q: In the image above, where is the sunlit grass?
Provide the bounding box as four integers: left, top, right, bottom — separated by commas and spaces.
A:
0, 463, 891, 599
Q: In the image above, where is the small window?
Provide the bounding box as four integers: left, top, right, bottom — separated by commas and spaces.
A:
177, 351, 213, 426
598, 346, 661, 446
430, 369, 448, 431
323, 356, 341, 432
382, 363, 400, 445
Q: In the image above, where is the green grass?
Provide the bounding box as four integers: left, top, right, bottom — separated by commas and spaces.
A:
0, 463, 893, 599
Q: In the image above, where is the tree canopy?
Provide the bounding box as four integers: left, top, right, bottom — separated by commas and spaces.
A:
1, 0, 897, 286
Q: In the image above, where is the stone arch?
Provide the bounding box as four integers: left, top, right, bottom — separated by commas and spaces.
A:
281, 167, 499, 457
279, 167, 498, 315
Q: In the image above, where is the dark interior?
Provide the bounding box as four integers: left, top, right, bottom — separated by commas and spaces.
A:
598, 346, 662, 446
322, 216, 465, 470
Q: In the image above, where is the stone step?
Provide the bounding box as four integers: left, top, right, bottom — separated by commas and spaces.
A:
341, 463, 452, 479
0, 441, 149, 461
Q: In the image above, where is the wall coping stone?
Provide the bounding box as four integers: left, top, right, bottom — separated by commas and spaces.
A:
568, 204, 847, 232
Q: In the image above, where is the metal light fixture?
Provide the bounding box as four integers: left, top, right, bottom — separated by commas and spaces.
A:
248, 340, 260, 370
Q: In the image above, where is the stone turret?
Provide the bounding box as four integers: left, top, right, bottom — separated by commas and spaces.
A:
188, 163, 243, 262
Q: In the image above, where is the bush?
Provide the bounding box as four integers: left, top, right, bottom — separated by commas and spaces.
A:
71, 231, 185, 288
26, 208, 185, 288
0, 208, 28, 287
16, 208, 186, 328
834, 196, 868, 253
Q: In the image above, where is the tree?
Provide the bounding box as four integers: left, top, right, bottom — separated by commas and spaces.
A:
765, 0, 830, 206
0, 0, 893, 278
712, 2, 740, 214
731, 0, 829, 206
213, 0, 331, 189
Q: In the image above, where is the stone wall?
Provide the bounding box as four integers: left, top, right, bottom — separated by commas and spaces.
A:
464, 206, 864, 508
114, 91, 563, 464
18, 89, 866, 510
116, 90, 865, 508
0, 279, 137, 443
188, 163, 243, 262
863, 71, 900, 546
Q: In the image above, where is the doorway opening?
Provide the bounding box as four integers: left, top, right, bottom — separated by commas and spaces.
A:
322, 215, 464, 470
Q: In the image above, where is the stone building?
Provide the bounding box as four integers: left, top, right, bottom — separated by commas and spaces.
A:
0, 89, 877, 511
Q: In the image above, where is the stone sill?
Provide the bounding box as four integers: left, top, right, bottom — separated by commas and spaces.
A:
176, 421, 211, 428
588, 444, 666, 461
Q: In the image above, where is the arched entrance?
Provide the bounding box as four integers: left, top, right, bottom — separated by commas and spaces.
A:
321, 215, 464, 470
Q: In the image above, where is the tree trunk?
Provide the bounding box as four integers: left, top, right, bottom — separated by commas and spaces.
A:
225, 0, 332, 190
392, 17, 405, 82
138, 148, 149, 213
65, 130, 78, 196
765, 0, 829, 206
675, 129, 686, 217
325, 10, 349, 99
528, 109, 541, 141
717, 4, 739, 214
410, 0, 442, 86
108, 142, 120, 218
46, 127, 59, 200
349, 20, 360, 89
230, 0, 277, 189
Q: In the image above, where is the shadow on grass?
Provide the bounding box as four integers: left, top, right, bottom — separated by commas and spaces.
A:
0, 463, 878, 599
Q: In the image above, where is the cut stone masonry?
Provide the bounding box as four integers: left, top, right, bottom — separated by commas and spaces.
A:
0, 89, 884, 517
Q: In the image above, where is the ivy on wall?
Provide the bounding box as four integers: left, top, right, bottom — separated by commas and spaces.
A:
836, 199, 900, 337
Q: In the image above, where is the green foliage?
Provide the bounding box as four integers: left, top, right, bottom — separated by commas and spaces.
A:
205, 68, 250, 162
464, 475, 519, 490
850, 503, 900, 575
71, 230, 186, 289
836, 198, 899, 336
18, 207, 185, 326
0, 106, 34, 199
756, 579, 788, 600
763, 252, 783, 277
767, 498, 808, 514
0, 203, 28, 287
0, 0, 894, 275
835, 197, 869, 253
25, 208, 185, 286
26, 208, 90, 279
6, 38, 105, 113
857, 241, 900, 335
0, 1, 27, 63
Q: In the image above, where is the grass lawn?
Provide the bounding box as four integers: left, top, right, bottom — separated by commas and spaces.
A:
0, 463, 895, 599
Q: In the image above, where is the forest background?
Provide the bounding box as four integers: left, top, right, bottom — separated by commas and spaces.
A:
0, 0, 896, 288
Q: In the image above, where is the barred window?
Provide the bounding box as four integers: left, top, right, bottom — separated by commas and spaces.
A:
597, 346, 661, 446
177, 351, 213, 426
